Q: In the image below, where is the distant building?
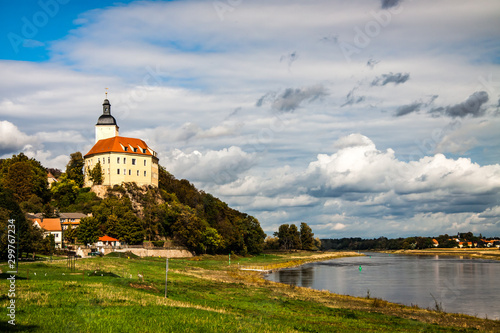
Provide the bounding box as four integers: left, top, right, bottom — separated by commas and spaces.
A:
47, 172, 58, 188
59, 212, 87, 230
83, 98, 159, 187
432, 239, 439, 247
33, 218, 62, 248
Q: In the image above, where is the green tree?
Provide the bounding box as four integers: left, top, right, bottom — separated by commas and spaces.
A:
289, 224, 301, 250
0, 153, 50, 204
300, 222, 315, 250
20, 194, 44, 213
4, 161, 35, 203
50, 174, 80, 209
77, 217, 101, 246
202, 227, 223, 254
0, 183, 44, 259
87, 161, 103, 185
66, 152, 84, 187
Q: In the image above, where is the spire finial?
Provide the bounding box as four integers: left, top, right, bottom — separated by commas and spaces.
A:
105, 87, 108, 98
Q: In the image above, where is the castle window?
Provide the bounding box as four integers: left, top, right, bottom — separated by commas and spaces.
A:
128, 169, 131, 175
133, 148, 138, 152
144, 160, 147, 166
144, 171, 147, 177
98, 158, 100, 163
132, 158, 136, 165
117, 169, 120, 175
124, 169, 126, 175
123, 157, 126, 164
143, 149, 146, 154
124, 147, 128, 151
108, 157, 110, 164
117, 157, 120, 164
137, 170, 139, 176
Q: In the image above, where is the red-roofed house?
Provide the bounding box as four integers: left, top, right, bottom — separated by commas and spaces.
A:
97, 235, 121, 247
84, 98, 159, 187
33, 218, 63, 248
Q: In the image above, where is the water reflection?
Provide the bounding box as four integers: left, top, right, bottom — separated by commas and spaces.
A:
265, 252, 500, 319
276, 266, 314, 288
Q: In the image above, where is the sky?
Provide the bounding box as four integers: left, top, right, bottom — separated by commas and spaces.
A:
1, 0, 500, 239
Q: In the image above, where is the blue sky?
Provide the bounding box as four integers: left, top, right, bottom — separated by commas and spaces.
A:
1, 0, 500, 239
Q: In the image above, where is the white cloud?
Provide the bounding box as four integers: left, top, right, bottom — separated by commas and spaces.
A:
0, 121, 34, 154
162, 146, 257, 184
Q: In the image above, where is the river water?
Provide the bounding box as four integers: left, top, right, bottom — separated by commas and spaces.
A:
265, 252, 500, 319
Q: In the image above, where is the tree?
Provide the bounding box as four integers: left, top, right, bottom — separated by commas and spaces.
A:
87, 162, 103, 185
300, 222, 315, 250
0, 183, 44, 259
66, 152, 84, 187
274, 224, 291, 250
0, 153, 50, 204
289, 224, 301, 250
50, 174, 80, 209
4, 161, 35, 203
77, 217, 101, 246
202, 227, 223, 254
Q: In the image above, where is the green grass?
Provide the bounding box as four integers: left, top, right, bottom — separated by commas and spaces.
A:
0, 253, 495, 332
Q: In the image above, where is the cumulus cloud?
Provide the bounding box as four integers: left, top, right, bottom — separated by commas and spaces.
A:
256, 84, 328, 112
0, 121, 34, 155
161, 146, 257, 185
371, 72, 410, 86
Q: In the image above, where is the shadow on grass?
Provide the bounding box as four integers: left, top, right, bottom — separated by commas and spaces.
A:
0, 273, 27, 280
0, 321, 38, 332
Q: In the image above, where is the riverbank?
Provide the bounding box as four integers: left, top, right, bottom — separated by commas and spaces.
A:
1, 251, 498, 332
379, 247, 500, 260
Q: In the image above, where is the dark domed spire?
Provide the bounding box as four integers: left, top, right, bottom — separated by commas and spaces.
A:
96, 98, 117, 126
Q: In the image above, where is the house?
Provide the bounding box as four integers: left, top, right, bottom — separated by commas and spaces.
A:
83, 98, 159, 188
97, 235, 121, 247
59, 212, 87, 230
47, 172, 58, 188
33, 218, 62, 248
28, 212, 88, 230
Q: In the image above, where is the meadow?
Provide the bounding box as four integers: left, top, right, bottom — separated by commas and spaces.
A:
1, 251, 498, 332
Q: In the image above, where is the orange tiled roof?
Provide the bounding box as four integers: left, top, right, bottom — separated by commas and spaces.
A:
99, 235, 119, 242
33, 218, 61, 232
85, 136, 156, 158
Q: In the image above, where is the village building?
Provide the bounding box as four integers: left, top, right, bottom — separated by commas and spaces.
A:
33, 218, 63, 248
83, 98, 159, 187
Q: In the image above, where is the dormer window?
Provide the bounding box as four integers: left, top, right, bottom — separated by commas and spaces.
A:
133, 148, 138, 152
124, 147, 128, 151
142, 149, 147, 153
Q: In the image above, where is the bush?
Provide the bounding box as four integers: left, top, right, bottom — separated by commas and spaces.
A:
152, 241, 164, 248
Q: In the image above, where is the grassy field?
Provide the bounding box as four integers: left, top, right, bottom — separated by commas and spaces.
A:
1, 251, 498, 332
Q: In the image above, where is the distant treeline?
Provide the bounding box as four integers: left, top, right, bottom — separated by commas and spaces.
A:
320, 234, 500, 251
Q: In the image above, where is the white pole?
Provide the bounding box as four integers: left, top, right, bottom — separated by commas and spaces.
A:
164, 258, 169, 298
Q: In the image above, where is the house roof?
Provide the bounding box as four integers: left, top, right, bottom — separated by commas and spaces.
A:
33, 218, 61, 232
84, 136, 157, 158
99, 235, 119, 242
59, 212, 87, 219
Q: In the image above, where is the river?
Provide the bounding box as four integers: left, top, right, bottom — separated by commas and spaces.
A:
265, 252, 500, 319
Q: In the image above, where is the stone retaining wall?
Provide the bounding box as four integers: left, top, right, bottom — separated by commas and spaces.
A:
114, 248, 193, 258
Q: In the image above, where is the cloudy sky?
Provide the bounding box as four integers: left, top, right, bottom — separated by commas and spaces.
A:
1, 0, 500, 238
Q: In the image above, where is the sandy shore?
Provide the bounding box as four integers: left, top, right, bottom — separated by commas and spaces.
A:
380, 247, 500, 260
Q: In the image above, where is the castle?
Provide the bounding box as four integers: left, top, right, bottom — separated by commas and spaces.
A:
83, 98, 159, 187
